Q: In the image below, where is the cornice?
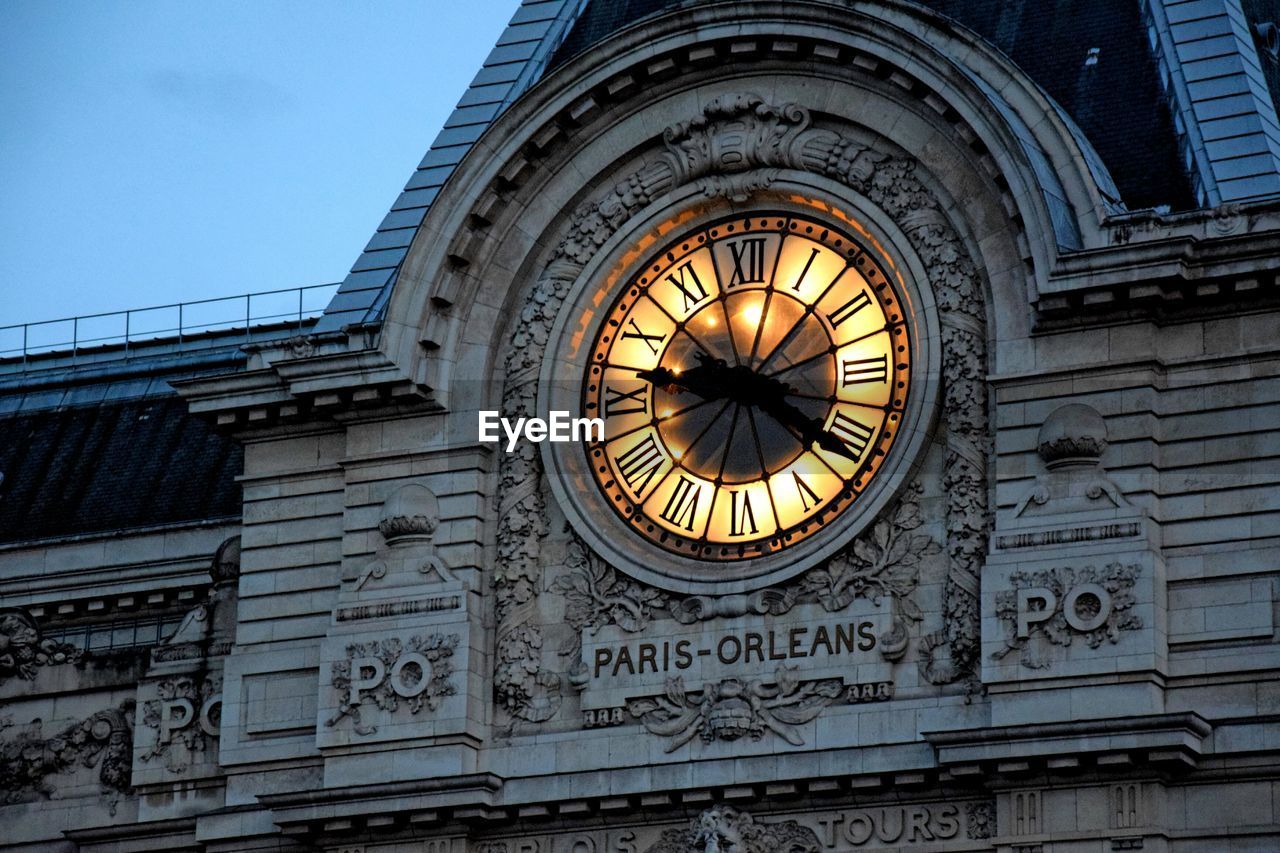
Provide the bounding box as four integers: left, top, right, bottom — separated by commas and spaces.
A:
924, 712, 1214, 776
173, 341, 434, 432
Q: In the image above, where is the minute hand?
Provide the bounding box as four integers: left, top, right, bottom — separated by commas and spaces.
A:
737, 372, 862, 463
756, 396, 861, 463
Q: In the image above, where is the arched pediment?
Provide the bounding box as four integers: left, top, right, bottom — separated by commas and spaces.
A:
378, 0, 1123, 401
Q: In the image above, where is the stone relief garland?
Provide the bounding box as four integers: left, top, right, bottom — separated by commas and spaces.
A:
494, 93, 989, 723
327, 633, 457, 735
645, 805, 822, 853
551, 533, 668, 685
0, 608, 84, 685
0, 701, 134, 812
993, 563, 1142, 669
799, 481, 937, 661
628, 665, 843, 752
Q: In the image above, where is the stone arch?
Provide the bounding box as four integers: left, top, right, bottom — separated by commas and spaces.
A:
380, 0, 1122, 397
493, 93, 988, 722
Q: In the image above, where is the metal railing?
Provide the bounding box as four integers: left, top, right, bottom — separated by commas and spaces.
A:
0, 283, 340, 366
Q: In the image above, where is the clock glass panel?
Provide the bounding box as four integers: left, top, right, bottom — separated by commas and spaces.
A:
583, 213, 911, 560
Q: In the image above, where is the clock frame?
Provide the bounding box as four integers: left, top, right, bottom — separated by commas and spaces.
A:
541, 203, 939, 593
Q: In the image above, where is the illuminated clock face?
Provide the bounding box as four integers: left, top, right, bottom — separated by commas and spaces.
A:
583, 213, 912, 560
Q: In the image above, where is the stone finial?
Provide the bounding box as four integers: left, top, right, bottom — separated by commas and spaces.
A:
378, 484, 440, 545
211, 536, 241, 585
1036, 404, 1108, 469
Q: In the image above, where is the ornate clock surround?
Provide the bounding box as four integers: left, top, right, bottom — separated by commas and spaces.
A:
494, 91, 992, 721
541, 189, 943, 594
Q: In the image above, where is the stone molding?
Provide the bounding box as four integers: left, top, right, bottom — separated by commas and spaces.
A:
494, 93, 989, 724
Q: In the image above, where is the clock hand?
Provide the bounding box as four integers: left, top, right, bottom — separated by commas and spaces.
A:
636, 352, 731, 400
639, 354, 862, 463
732, 369, 864, 464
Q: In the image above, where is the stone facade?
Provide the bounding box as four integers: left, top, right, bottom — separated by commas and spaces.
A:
3, 1, 1280, 851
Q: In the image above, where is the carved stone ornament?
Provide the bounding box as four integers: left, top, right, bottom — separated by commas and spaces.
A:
552, 533, 668, 687
0, 701, 134, 812
327, 633, 458, 735
645, 805, 822, 853
0, 608, 84, 684
495, 93, 988, 723
211, 535, 241, 585
993, 563, 1143, 669
627, 665, 843, 752
139, 674, 221, 773
378, 483, 441, 543
967, 800, 996, 840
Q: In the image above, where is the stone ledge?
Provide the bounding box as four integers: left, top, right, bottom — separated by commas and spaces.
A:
924, 712, 1213, 774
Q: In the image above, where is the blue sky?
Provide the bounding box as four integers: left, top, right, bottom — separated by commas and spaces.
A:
0, 0, 514, 327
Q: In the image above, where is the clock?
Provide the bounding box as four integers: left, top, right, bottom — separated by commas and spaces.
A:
581, 212, 912, 561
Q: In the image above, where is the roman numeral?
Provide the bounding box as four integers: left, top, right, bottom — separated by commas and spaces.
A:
728, 489, 759, 537
827, 290, 872, 327
829, 412, 875, 459
660, 475, 701, 531
727, 238, 766, 287
840, 354, 888, 386
792, 472, 821, 513
614, 435, 664, 497
604, 385, 648, 417
790, 247, 820, 291
665, 260, 708, 311
622, 319, 665, 355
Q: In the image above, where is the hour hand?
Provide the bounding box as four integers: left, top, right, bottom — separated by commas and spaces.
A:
636, 352, 728, 400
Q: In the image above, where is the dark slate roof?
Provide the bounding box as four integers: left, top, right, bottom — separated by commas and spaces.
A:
316, 0, 1200, 335
0, 337, 255, 545
549, 0, 1197, 211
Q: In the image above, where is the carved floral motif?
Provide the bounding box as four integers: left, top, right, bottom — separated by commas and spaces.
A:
495, 93, 989, 722
0, 701, 134, 811
645, 805, 821, 853
327, 633, 457, 735
799, 482, 937, 660
552, 535, 667, 657
627, 665, 843, 752
993, 563, 1142, 669
967, 800, 996, 840
0, 608, 84, 684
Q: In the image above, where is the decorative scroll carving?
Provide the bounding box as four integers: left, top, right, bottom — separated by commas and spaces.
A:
0, 701, 134, 810
662, 93, 811, 202
993, 563, 1142, 669
327, 633, 457, 735
0, 608, 84, 684
139, 674, 221, 772
495, 93, 990, 722
627, 665, 842, 752
645, 805, 822, 853
670, 588, 796, 624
